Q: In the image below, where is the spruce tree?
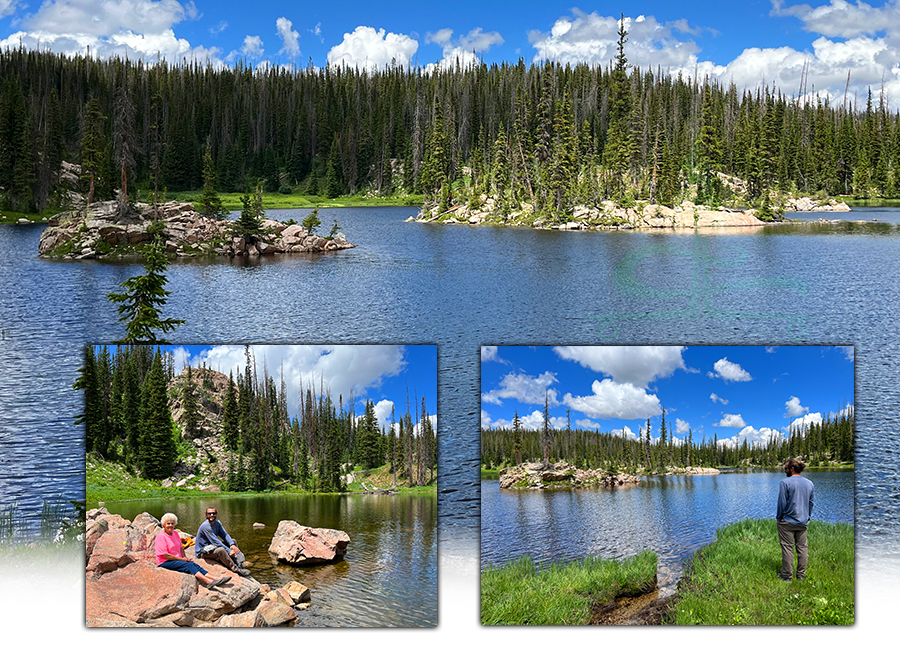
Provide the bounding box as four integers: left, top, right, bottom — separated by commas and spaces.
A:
199, 144, 228, 219
107, 236, 184, 344
138, 351, 177, 480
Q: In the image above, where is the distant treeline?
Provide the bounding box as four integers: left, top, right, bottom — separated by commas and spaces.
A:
77, 345, 436, 492
2, 35, 900, 215
481, 406, 854, 472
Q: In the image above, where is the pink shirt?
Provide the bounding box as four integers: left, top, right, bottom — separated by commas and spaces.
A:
154, 529, 183, 566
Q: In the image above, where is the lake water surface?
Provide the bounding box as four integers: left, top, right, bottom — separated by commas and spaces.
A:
1, 206, 899, 577
481, 469, 853, 590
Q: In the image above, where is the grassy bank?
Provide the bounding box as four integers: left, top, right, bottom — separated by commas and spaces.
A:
481, 551, 657, 625
87, 456, 434, 508
671, 518, 854, 625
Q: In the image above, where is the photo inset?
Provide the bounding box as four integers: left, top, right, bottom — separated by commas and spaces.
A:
480, 345, 854, 625
84, 344, 437, 627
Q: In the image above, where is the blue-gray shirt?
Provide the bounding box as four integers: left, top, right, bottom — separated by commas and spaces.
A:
196, 519, 236, 551
776, 475, 815, 526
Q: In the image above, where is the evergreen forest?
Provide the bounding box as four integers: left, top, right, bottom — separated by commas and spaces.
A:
78, 345, 437, 493
481, 404, 854, 474
2, 27, 900, 217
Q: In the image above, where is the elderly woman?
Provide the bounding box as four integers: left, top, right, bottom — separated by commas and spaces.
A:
155, 513, 231, 588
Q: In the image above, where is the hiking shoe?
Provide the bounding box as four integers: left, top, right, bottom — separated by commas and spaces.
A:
237, 568, 251, 577
207, 576, 232, 588
777, 574, 792, 582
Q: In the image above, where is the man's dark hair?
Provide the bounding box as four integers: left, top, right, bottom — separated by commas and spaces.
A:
785, 457, 806, 473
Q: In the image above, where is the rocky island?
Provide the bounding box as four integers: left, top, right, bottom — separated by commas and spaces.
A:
413, 194, 851, 231
498, 461, 721, 489
38, 200, 354, 259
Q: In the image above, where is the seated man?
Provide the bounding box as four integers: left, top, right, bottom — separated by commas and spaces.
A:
196, 507, 251, 577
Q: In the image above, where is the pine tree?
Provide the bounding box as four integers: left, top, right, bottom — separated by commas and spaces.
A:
233, 182, 266, 242
181, 364, 200, 439
107, 237, 184, 343
199, 144, 228, 219
138, 351, 177, 480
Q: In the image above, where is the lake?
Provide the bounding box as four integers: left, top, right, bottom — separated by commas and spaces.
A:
1, 206, 899, 577
103, 492, 437, 627
480, 469, 854, 591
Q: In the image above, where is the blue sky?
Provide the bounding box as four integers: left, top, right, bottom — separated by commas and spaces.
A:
481, 345, 854, 449
114, 344, 437, 431
2, 1, 900, 101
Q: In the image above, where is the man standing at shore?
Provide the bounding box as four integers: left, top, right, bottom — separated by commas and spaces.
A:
196, 507, 251, 577
776, 458, 815, 582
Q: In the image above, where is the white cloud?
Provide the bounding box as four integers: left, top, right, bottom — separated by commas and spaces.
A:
529, 10, 707, 72
611, 424, 638, 440
481, 409, 492, 429
771, 0, 900, 39
715, 413, 748, 428
710, 392, 729, 405
326, 25, 418, 70
0, 0, 223, 63
708, 357, 753, 383
676, 418, 691, 435
276, 17, 300, 57
562, 379, 661, 420
787, 411, 824, 432
241, 34, 264, 58
0, 0, 21, 19
198, 345, 406, 419
717, 425, 783, 449
577, 418, 602, 430
482, 371, 558, 407
481, 346, 509, 364
209, 21, 227, 35
552, 346, 686, 388
425, 27, 504, 71
372, 399, 394, 428
785, 395, 809, 418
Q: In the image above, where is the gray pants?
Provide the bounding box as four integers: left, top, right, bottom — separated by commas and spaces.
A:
201, 545, 245, 573
777, 521, 808, 581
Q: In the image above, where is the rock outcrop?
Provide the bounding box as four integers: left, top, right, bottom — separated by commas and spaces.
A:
38, 200, 355, 259
85, 508, 310, 627
783, 196, 852, 213
498, 461, 641, 490
268, 520, 350, 565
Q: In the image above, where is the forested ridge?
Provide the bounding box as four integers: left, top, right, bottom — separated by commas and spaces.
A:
2, 30, 900, 217
78, 345, 436, 493
481, 405, 854, 473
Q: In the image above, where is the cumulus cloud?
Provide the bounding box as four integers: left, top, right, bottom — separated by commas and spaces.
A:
562, 379, 662, 420
676, 418, 691, 435
0, 0, 225, 63
708, 357, 753, 383
425, 27, 504, 71
710, 392, 729, 405
785, 395, 809, 418
717, 425, 783, 449
372, 399, 394, 427
715, 413, 748, 428
552, 346, 686, 388
240, 34, 264, 58
611, 424, 638, 440
529, 10, 708, 72
197, 345, 406, 419
326, 25, 418, 70
482, 371, 558, 407
527, 7, 900, 107
787, 411, 824, 432
276, 17, 300, 57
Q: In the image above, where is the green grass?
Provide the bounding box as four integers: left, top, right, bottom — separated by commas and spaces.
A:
161, 190, 423, 212
481, 551, 658, 625
671, 518, 854, 625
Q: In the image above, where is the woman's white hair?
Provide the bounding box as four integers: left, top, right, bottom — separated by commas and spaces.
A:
161, 512, 178, 525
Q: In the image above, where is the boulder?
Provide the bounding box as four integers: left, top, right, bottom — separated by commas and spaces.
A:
85, 560, 196, 624
268, 520, 350, 565
214, 610, 265, 627
185, 561, 261, 621
284, 581, 311, 604
255, 600, 298, 627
